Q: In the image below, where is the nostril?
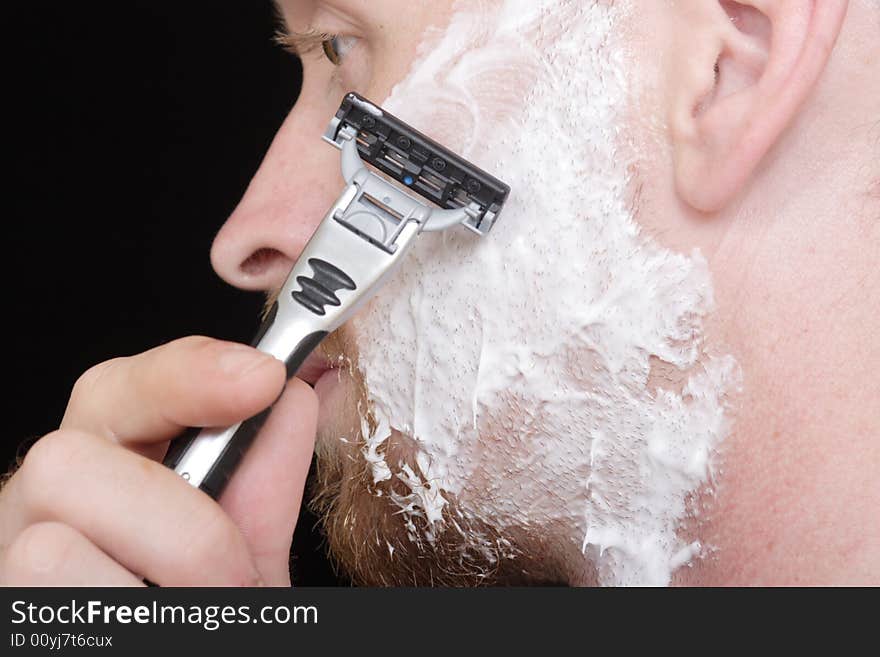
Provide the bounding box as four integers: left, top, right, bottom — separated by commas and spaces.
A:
239, 247, 287, 277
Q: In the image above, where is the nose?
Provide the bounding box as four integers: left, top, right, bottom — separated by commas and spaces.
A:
211, 101, 345, 293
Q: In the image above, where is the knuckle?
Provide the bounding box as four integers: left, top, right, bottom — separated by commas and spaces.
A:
172, 335, 215, 354
3, 522, 79, 579
69, 358, 125, 406
184, 506, 238, 558
19, 431, 92, 508
182, 506, 257, 584
165, 336, 223, 378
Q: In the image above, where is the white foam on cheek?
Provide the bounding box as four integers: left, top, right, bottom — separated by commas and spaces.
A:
351, 0, 740, 586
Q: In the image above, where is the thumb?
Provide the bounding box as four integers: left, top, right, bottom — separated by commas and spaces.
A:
218, 377, 318, 586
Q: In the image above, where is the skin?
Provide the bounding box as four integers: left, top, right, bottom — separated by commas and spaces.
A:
0, 0, 877, 586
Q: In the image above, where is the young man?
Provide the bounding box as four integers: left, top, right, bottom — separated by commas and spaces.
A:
1, 0, 877, 586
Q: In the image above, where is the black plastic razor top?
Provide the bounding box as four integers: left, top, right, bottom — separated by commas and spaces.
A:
326, 92, 510, 233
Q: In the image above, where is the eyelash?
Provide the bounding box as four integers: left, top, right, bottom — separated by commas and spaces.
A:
275, 26, 348, 66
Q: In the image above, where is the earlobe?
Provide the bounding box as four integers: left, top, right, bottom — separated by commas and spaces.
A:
670, 0, 849, 213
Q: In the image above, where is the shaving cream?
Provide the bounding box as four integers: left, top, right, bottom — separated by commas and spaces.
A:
349, 0, 739, 586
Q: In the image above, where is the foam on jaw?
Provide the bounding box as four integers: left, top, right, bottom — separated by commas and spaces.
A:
350, 0, 740, 586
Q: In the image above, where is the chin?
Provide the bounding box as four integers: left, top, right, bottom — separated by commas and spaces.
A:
305, 368, 555, 586
302, 329, 571, 586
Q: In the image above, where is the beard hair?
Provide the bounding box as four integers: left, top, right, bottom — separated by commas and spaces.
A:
307, 385, 568, 587
280, 312, 570, 586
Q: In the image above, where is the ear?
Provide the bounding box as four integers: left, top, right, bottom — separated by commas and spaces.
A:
670, 0, 849, 213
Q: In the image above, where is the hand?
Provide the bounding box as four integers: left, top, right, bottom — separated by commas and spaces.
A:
0, 336, 318, 586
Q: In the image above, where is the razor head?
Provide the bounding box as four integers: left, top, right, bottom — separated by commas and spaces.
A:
323, 92, 510, 235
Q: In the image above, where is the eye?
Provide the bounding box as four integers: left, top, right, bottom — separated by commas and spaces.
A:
321, 35, 358, 66
274, 27, 360, 67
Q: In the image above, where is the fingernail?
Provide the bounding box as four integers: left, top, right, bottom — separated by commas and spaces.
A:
218, 345, 274, 376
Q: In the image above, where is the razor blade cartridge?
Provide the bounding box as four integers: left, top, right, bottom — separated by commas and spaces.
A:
323, 92, 510, 235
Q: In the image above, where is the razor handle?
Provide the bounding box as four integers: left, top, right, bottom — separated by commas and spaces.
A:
161, 314, 327, 500
162, 181, 424, 499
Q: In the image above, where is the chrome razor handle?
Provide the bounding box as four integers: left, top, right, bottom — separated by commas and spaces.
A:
162, 176, 433, 499
160, 328, 324, 500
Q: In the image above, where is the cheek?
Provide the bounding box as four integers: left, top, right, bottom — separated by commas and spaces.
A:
379, 42, 540, 157
346, 0, 741, 587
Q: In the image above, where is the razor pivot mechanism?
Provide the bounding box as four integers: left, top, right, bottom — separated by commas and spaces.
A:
163, 93, 511, 499
323, 92, 509, 237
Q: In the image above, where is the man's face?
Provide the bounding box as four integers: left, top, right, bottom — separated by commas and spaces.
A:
212, 0, 738, 586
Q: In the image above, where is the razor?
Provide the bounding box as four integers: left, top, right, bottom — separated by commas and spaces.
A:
162, 92, 510, 499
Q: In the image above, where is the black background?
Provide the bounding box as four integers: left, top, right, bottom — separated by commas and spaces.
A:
7, 1, 346, 585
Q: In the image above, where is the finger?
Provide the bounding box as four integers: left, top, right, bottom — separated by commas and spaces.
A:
61, 336, 286, 450
220, 379, 319, 586
0, 522, 144, 587
4, 429, 263, 586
